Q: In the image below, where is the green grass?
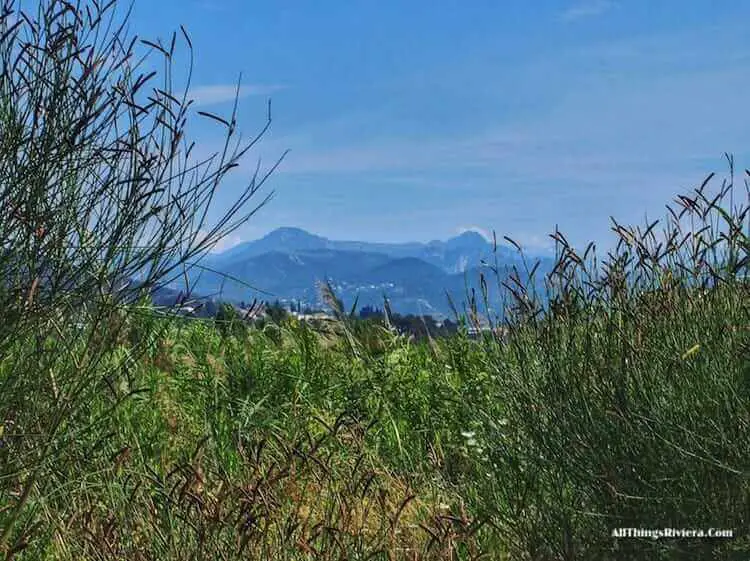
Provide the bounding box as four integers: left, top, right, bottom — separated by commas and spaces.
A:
1, 248, 748, 559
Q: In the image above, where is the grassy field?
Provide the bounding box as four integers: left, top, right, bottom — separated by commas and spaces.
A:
2, 173, 748, 559
1, 1, 749, 558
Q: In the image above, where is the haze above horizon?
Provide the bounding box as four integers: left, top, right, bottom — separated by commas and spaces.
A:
129, 0, 750, 255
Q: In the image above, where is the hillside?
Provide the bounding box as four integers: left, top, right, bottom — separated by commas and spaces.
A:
176, 228, 552, 318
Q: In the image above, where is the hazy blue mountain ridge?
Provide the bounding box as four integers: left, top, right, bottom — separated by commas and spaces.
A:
178, 228, 553, 318
1, 228, 553, 319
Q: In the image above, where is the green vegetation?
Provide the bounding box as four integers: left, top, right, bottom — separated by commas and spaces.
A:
1, 1, 749, 559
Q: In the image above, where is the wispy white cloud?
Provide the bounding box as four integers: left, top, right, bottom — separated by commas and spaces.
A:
507, 233, 556, 254
262, 131, 532, 175
457, 227, 555, 254
262, 29, 749, 182
560, 0, 616, 22
456, 226, 492, 241
196, 229, 244, 253
188, 84, 285, 107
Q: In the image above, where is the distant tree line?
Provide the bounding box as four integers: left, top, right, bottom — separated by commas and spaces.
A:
202, 298, 462, 340
357, 305, 460, 340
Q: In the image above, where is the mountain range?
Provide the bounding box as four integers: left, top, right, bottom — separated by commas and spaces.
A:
163, 227, 555, 319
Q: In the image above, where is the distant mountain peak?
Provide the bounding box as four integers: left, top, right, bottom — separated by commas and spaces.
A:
175, 223, 553, 318
445, 230, 492, 250
265, 226, 321, 239
456, 228, 492, 242
454, 230, 488, 241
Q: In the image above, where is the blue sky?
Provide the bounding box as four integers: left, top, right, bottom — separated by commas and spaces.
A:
128, 0, 750, 254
